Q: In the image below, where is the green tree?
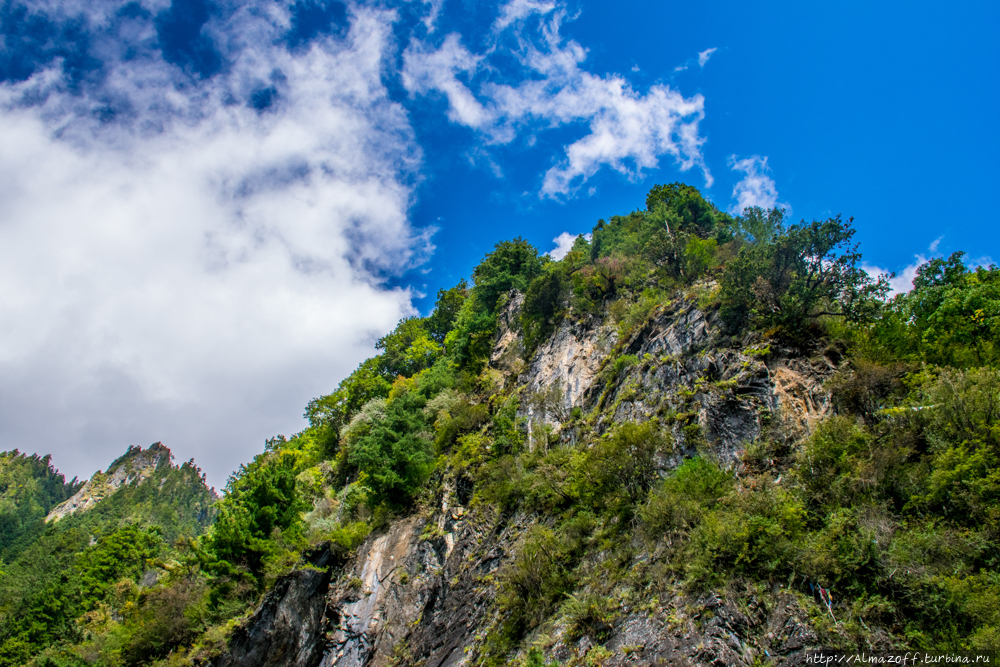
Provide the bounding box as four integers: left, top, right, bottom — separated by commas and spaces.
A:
205, 453, 307, 579
376, 317, 443, 379
720, 209, 889, 333
77, 523, 163, 604
305, 357, 393, 437
347, 389, 434, 508
426, 279, 469, 343
906, 253, 1000, 366
471, 237, 543, 313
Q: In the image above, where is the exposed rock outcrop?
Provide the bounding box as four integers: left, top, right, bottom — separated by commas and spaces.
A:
45, 442, 172, 522
212, 545, 342, 667
521, 315, 617, 426
210, 293, 838, 667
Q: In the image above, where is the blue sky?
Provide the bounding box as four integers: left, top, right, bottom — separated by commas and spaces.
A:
0, 0, 996, 486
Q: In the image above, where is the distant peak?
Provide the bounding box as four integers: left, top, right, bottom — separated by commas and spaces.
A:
46, 442, 176, 523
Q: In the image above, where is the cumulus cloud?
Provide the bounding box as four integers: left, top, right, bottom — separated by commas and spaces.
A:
403, 4, 712, 198
863, 256, 928, 297
697, 47, 717, 67
0, 2, 428, 487
728, 155, 788, 215
547, 231, 589, 260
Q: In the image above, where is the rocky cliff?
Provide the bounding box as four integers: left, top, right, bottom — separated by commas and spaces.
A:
210, 291, 836, 667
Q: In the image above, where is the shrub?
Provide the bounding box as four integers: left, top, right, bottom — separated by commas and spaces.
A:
640, 457, 732, 539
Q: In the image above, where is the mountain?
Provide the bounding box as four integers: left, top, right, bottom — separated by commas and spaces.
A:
46, 442, 174, 523
2, 184, 998, 666
0, 443, 217, 666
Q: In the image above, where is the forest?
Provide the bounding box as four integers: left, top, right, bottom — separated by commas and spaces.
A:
1, 183, 998, 665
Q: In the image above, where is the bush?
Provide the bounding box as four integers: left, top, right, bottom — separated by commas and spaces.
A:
719, 209, 888, 335
640, 457, 732, 539
684, 484, 806, 586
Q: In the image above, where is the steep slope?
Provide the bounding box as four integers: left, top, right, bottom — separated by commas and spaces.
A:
9, 185, 998, 667
200, 194, 998, 666
214, 293, 834, 667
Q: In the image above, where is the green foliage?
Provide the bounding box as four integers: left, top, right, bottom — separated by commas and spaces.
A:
444, 293, 498, 370
575, 422, 671, 511
305, 356, 392, 440
0, 451, 79, 561
491, 395, 524, 457
522, 267, 568, 354
376, 317, 443, 379
205, 453, 308, 581
683, 235, 719, 277
122, 575, 208, 665
347, 387, 434, 508
910, 368, 1000, 530
571, 256, 631, 313
77, 523, 162, 604
870, 253, 1000, 367
426, 279, 469, 343
471, 237, 543, 313
719, 208, 889, 334
640, 456, 733, 538
645, 182, 732, 239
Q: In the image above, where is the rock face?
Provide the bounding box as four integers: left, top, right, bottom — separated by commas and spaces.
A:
212, 545, 341, 667
211, 293, 838, 667
320, 504, 519, 667
521, 315, 617, 425
45, 442, 172, 522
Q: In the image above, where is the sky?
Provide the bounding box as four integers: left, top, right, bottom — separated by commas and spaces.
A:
0, 0, 996, 488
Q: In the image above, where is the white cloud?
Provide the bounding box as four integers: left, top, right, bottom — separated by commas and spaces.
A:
0, 4, 428, 487
969, 255, 996, 269
403, 6, 712, 198
402, 33, 490, 129
548, 232, 575, 259
698, 47, 717, 67
547, 231, 591, 259
728, 155, 788, 215
493, 0, 558, 31
863, 256, 927, 297
929, 236, 943, 253
422, 0, 446, 32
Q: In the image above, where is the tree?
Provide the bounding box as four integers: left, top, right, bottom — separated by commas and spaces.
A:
645, 182, 731, 239
720, 209, 889, 333
305, 357, 392, 436
205, 453, 307, 579
347, 389, 433, 508
471, 238, 543, 313
426, 279, 469, 343
376, 317, 443, 379
903, 253, 1000, 366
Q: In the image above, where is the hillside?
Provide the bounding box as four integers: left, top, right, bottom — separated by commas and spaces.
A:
2, 183, 998, 666
0, 451, 81, 562
0, 443, 217, 666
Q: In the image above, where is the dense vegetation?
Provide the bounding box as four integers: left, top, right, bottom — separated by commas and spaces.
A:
1, 182, 997, 665
0, 450, 216, 666
0, 452, 81, 562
